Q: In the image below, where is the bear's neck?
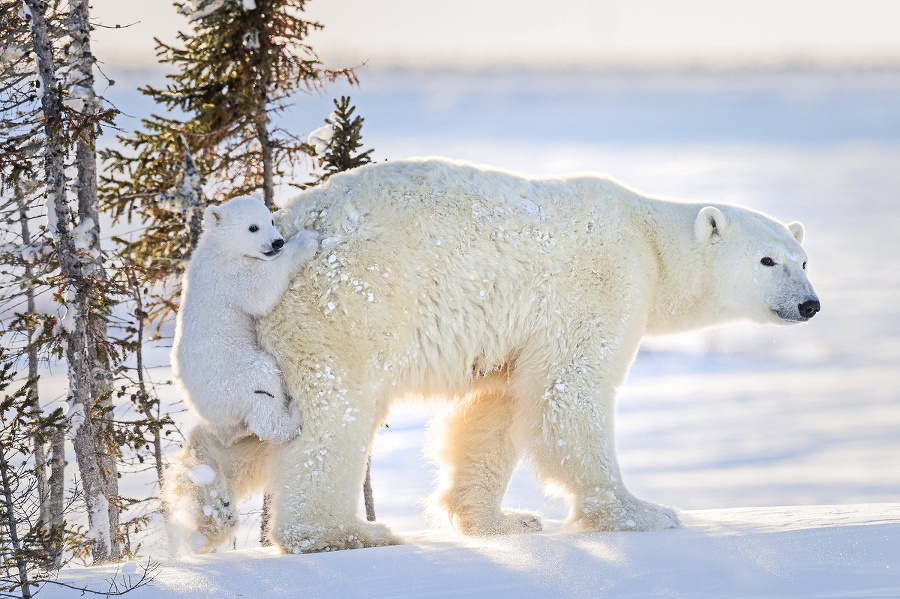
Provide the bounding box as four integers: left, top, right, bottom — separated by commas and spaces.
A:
637, 198, 731, 336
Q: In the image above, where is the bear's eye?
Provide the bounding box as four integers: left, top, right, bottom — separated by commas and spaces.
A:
802, 261, 807, 270
271, 219, 275, 226
249, 225, 259, 233
760, 257, 776, 267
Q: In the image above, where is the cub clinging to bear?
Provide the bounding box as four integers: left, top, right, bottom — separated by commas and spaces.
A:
171, 196, 318, 446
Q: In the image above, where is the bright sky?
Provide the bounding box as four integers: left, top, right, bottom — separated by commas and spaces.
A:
90, 0, 900, 69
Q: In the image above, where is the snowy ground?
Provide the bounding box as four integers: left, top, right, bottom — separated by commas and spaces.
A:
41, 505, 900, 598
29, 67, 900, 595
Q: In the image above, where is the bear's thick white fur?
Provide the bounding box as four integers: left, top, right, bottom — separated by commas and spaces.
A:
171, 158, 819, 553
171, 196, 318, 446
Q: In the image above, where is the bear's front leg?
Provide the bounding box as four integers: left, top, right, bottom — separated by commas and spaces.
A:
268, 372, 400, 553
520, 362, 679, 533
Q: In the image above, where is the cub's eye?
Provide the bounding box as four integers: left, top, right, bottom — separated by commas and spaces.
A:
271, 220, 275, 226
249, 225, 259, 233
760, 257, 776, 267
802, 262, 807, 270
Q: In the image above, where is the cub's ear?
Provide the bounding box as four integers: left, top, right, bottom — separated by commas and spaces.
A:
787, 221, 805, 244
694, 206, 727, 242
203, 205, 223, 228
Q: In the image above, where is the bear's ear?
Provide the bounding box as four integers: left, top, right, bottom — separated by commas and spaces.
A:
694, 206, 727, 242
787, 221, 805, 244
203, 206, 223, 228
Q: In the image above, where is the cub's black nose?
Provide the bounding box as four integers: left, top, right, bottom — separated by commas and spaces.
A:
272, 238, 284, 250
799, 299, 820, 319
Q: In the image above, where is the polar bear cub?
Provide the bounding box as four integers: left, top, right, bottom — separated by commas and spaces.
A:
172, 196, 318, 445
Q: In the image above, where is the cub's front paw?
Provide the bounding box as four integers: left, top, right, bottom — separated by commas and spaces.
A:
286, 230, 319, 264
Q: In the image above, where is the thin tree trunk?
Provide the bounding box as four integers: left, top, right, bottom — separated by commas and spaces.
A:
257, 108, 275, 210
47, 427, 64, 567
17, 194, 49, 529
0, 444, 34, 599
67, 0, 119, 558
17, 191, 65, 568
178, 136, 206, 252
260, 493, 272, 546
255, 27, 275, 210
126, 262, 165, 503
66, 0, 121, 559
24, 0, 116, 564
363, 457, 375, 522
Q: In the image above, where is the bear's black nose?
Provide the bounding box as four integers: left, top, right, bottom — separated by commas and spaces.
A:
798, 299, 820, 319
272, 238, 284, 250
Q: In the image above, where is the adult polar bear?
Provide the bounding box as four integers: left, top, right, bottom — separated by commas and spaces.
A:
177, 157, 819, 553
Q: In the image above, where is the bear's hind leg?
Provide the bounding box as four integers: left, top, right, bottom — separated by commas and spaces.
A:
434, 376, 542, 535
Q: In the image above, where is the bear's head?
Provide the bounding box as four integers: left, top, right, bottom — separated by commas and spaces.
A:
202, 196, 285, 260
694, 205, 820, 325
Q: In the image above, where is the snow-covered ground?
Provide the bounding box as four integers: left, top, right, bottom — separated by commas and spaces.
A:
33, 68, 900, 596
41, 505, 900, 598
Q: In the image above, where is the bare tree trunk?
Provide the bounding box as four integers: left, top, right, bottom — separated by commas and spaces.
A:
17, 193, 49, 529
258, 124, 275, 210
16, 191, 66, 568
256, 110, 275, 210
260, 493, 272, 546
177, 136, 206, 252
254, 28, 275, 211
126, 261, 165, 502
67, 0, 119, 558
24, 0, 117, 564
363, 457, 375, 522
47, 426, 65, 567
0, 445, 34, 599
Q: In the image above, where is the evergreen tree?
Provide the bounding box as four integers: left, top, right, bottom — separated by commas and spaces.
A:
4, 0, 180, 565
15, 0, 120, 563
0, 0, 68, 568
100, 0, 358, 326
0, 345, 66, 598
307, 95, 374, 186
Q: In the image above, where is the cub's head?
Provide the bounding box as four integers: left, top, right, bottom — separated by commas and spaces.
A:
202, 196, 284, 260
694, 205, 820, 325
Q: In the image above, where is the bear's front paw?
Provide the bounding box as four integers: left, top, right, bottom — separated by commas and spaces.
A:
572, 494, 679, 532
451, 508, 543, 536
275, 520, 401, 554
499, 509, 544, 534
